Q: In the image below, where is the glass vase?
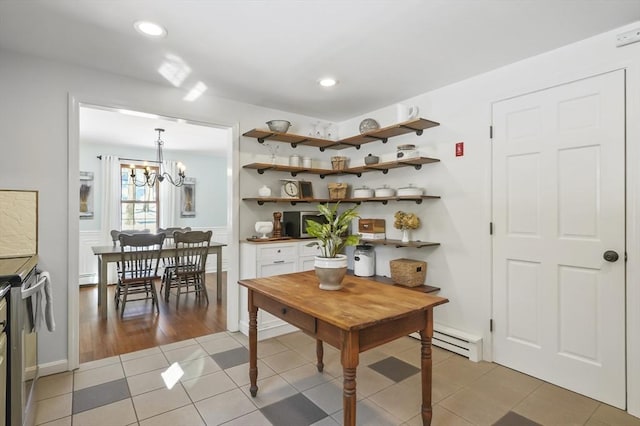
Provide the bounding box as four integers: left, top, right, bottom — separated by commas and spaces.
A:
401, 229, 410, 243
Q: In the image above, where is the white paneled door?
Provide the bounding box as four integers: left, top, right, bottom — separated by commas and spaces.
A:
492, 70, 626, 408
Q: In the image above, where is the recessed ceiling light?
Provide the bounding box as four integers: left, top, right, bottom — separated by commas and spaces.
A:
318, 77, 338, 87
134, 20, 167, 38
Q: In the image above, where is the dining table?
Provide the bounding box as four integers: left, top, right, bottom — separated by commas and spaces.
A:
238, 271, 449, 425
92, 241, 226, 319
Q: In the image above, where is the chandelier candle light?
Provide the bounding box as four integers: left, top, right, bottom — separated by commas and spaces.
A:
129, 128, 186, 187
394, 211, 421, 243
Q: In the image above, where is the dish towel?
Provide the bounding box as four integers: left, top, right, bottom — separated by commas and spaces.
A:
34, 271, 56, 332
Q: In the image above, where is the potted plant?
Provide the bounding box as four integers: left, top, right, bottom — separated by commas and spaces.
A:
306, 203, 360, 290
394, 211, 421, 243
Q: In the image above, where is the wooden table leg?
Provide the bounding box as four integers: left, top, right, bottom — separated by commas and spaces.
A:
99, 256, 107, 319
420, 309, 434, 425
316, 339, 324, 372
249, 292, 259, 397
216, 248, 222, 301
341, 331, 359, 426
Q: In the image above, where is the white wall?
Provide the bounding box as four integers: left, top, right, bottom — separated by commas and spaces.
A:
338, 21, 640, 416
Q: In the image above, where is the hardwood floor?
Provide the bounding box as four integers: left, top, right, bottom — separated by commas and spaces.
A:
79, 272, 227, 363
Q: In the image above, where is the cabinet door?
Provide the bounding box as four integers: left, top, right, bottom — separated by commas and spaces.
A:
299, 256, 316, 272
299, 240, 321, 257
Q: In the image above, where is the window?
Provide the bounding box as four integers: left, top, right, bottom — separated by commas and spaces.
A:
120, 165, 159, 230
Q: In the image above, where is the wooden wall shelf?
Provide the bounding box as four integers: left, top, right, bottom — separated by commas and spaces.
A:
242, 195, 439, 205
242, 117, 439, 151
358, 239, 441, 249
243, 156, 440, 178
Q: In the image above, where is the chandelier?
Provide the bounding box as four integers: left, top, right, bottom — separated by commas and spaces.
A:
129, 128, 186, 187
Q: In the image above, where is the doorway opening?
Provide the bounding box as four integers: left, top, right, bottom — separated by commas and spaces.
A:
72, 102, 236, 365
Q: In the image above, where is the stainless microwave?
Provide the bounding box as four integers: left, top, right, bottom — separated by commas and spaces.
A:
283, 211, 327, 238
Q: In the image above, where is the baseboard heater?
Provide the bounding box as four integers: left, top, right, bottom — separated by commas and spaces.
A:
411, 323, 482, 362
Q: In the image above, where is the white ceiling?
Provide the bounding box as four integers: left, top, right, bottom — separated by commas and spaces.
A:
79, 105, 228, 154
1, 0, 639, 122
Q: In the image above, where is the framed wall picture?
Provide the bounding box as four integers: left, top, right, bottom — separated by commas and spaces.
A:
79, 171, 94, 219
181, 178, 196, 217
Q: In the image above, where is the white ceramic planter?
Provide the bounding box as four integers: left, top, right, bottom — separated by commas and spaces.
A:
314, 254, 348, 290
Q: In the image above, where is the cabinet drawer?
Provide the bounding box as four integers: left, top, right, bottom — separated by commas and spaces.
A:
256, 244, 297, 260
253, 292, 316, 333
299, 240, 321, 257
258, 260, 296, 278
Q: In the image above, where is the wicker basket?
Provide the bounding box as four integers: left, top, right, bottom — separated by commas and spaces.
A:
390, 258, 427, 287
331, 156, 348, 170
328, 182, 348, 200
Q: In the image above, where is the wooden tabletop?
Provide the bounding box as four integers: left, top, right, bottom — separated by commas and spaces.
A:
239, 271, 448, 331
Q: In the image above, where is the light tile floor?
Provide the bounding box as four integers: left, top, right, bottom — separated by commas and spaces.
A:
34, 331, 640, 426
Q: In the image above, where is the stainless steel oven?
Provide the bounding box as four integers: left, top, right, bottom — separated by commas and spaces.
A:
1, 255, 40, 426
0, 288, 8, 426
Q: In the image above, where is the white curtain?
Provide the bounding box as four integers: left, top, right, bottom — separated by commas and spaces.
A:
100, 155, 121, 283
160, 160, 179, 228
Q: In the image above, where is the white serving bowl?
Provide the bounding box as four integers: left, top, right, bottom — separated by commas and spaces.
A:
352, 187, 374, 198
396, 185, 423, 197
255, 221, 274, 238
374, 186, 395, 197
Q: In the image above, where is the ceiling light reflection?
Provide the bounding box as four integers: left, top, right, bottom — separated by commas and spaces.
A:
117, 109, 159, 119
161, 362, 184, 389
183, 81, 207, 102
134, 21, 167, 38
318, 77, 338, 87
158, 54, 191, 87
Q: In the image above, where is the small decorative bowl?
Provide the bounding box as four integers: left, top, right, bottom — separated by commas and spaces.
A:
364, 154, 379, 165
266, 120, 291, 133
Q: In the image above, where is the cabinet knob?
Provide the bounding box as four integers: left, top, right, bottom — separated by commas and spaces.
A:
281, 308, 288, 315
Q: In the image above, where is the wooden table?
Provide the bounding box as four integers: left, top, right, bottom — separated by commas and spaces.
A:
238, 271, 448, 425
92, 242, 226, 319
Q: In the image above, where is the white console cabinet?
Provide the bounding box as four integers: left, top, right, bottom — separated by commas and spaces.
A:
239, 240, 320, 338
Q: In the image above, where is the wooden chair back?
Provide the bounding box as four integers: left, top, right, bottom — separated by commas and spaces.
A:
118, 233, 166, 282
110, 229, 151, 246
173, 230, 212, 275
158, 227, 192, 245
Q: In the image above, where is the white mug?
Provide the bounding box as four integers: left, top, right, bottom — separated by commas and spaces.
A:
396, 104, 419, 122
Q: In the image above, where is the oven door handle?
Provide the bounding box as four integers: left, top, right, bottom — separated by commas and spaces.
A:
22, 275, 46, 300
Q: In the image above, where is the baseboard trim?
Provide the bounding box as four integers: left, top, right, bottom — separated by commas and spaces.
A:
38, 359, 70, 377
238, 320, 299, 340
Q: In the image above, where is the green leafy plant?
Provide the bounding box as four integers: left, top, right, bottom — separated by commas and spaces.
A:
306, 203, 360, 258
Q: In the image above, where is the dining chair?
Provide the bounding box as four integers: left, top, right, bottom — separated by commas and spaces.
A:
158, 227, 192, 244
158, 226, 191, 300
110, 229, 152, 302
116, 233, 165, 317
110, 229, 150, 246
165, 230, 212, 305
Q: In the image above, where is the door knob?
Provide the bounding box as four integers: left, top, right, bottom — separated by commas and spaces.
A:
603, 250, 619, 262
